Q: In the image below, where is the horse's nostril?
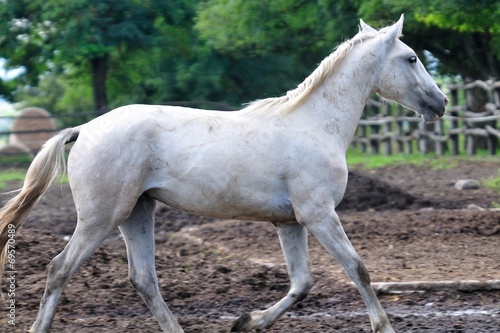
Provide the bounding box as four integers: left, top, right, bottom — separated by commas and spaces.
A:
444, 97, 449, 107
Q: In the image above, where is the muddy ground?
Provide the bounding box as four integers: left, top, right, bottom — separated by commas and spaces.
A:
1, 159, 499, 332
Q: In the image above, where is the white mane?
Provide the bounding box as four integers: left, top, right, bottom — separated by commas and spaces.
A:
242, 28, 381, 116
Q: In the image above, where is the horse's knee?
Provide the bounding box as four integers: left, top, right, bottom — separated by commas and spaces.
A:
129, 273, 145, 292
46, 254, 69, 284
129, 272, 157, 294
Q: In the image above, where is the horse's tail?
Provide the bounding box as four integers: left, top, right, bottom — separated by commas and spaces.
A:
0, 126, 80, 279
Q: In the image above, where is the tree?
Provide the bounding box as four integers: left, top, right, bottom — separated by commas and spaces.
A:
358, 0, 500, 80
3, 0, 498, 117
195, 0, 359, 58
0, 0, 158, 114
107, 1, 319, 108
194, 0, 360, 103
197, 0, 500, 81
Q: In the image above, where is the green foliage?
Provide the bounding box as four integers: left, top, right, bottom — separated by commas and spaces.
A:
195, 0, 359, 58
14, 68, 94, 127
410, 0, 500, 33
0, 0, 50, 87
359, 0, 500, 33
196, 0, 322, 56
40, 0, 157, 58
359, 0, 500, 79
1, 0, 499, 115
484, 169, 500, 193
0, 0, 162, 111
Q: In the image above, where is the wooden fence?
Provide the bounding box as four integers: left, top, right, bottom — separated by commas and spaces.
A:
1, 88, 500, 157
352, 80, 500, 155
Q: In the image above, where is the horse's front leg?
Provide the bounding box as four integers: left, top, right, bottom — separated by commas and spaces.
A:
298, 204, 395, 333
231, 221, 313, 332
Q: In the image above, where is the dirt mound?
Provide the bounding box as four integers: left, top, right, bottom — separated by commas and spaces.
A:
338, 170, 420, 211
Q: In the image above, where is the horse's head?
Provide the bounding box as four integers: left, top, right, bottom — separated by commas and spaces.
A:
365, 15, 448, 122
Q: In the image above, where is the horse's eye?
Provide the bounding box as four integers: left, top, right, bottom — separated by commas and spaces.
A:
409, 56, 417, 64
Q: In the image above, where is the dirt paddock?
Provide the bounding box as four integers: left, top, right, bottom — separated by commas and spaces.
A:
1, 159, 499, 332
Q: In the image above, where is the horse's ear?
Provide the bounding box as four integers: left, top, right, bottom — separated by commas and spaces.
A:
359, 19, 376, 33
384, 14, 404, 43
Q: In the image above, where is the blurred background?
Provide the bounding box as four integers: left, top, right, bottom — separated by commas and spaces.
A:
0, 0, 499, 156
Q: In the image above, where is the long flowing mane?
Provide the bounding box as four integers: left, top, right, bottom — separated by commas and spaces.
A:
242, 28, 379, 117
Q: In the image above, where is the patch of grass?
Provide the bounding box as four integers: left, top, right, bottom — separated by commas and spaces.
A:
0, 168, 69, 190
0, 169, 27, 190
346, 148, 427, 169
423, 157, 459, 170
484, 162, 500, 210
346, 147, 498, 170
484, 170, 500, 193
0, 155, 33, 166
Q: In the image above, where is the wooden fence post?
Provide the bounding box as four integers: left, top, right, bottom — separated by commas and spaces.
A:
381, 104, 391, 155
448, 84, 461, 155
434, 119, 446, 155
418, 122, 428, 154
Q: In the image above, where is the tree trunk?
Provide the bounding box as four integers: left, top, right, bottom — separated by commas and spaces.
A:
91, 55, 109, 115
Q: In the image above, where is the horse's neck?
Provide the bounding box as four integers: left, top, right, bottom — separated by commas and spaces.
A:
297, 58, 377, 152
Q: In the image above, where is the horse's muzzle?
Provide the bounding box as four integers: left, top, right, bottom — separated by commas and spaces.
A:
437, 97, 449, 117
429, 96, 448, 119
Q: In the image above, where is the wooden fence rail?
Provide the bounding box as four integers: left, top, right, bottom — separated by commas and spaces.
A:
1, 88, 500, 157
352, 80, 500, 155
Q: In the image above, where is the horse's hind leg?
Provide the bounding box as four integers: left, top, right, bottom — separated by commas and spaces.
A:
231, 222, 313, 332
29, 206, 126, 332
119, 194, 183, 333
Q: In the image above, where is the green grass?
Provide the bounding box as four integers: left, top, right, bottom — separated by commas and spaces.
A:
346, 147, 498, 170
346, 148, 428, 169
484, 169, 500, 193
346, 148, 458, 169
0, 154, 70, 190
0, 155, 34, 166
0, 168, 69, 190
0, 169, 27, 189
483, 170, 500, 208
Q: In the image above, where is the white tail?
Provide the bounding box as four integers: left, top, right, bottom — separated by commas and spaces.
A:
0, 127, 79, 279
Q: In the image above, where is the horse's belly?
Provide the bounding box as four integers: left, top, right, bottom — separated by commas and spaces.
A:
147, 185, 295, 222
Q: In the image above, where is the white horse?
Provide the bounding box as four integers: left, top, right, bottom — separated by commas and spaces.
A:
0, 15, 447, 333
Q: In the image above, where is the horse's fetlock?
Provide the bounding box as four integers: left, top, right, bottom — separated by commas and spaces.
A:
304, 278, 314, 293
290, 280, 313, 303
373, 316, 393, 333
230, 312, 252, 332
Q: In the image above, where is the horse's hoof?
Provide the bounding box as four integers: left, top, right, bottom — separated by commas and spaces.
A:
230, 312, 252, 332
